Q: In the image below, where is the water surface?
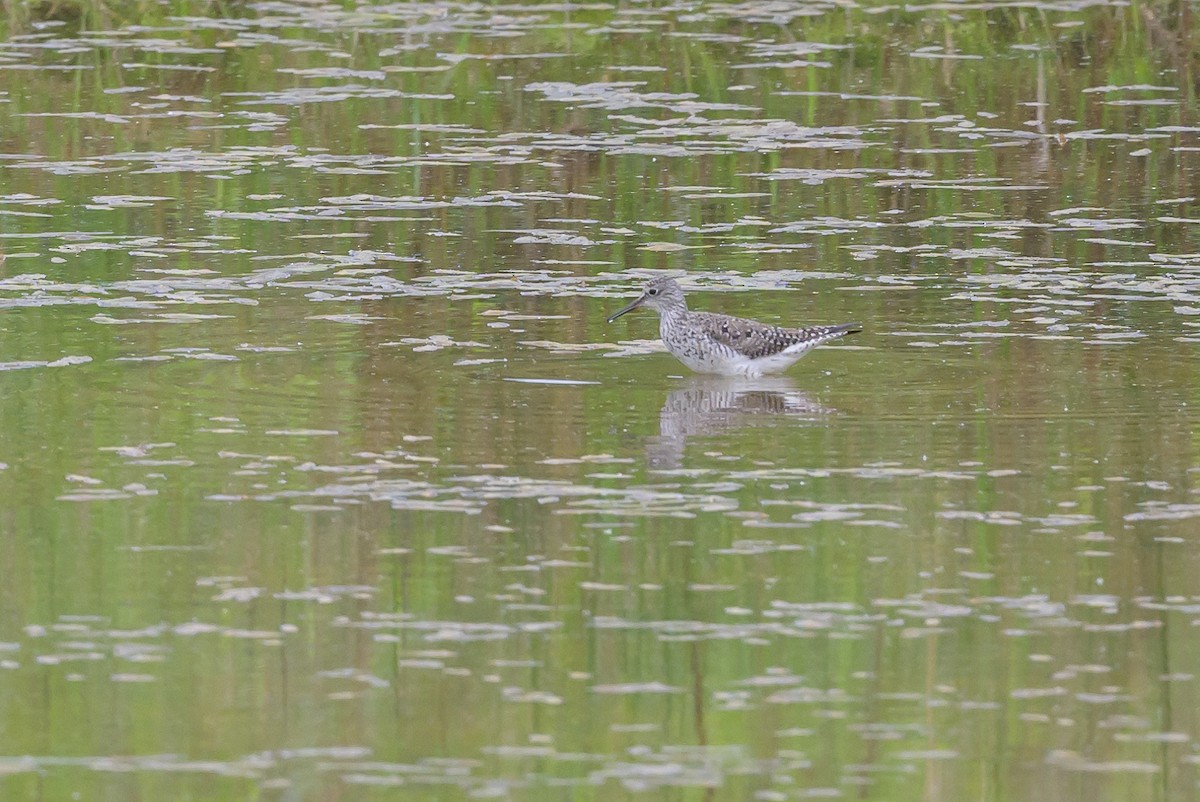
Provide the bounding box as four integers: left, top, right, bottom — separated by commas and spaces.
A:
0, 1, 1199, 799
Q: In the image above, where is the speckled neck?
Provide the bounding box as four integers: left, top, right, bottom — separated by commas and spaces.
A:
657, 296, 688, 325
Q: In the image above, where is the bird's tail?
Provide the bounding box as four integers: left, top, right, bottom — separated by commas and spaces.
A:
825, 322, 862, 338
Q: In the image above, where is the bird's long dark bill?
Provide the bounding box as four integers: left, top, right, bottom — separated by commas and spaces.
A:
606, 296, 645, 323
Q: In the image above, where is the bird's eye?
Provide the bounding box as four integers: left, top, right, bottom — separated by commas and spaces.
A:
648, 287, 659, 296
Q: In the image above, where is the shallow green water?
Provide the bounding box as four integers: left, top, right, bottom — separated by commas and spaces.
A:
1, 1, 1199, 799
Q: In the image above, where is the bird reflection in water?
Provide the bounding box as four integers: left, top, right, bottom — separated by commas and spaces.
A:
646, 375, 837, 470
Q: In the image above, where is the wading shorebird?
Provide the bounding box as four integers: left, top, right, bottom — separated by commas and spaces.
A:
607, 277, 861, 378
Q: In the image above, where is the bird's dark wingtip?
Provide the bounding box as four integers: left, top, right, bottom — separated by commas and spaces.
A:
835, 322, 863, 336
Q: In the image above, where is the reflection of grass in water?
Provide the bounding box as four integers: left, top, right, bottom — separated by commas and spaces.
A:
3, 0, 242, 32
0, 0, 1193, 273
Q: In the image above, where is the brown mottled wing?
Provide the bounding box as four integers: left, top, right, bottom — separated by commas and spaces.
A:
690, 312, 861, 359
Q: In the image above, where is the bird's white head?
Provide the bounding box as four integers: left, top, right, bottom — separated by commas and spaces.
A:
607, 277, 687, 323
